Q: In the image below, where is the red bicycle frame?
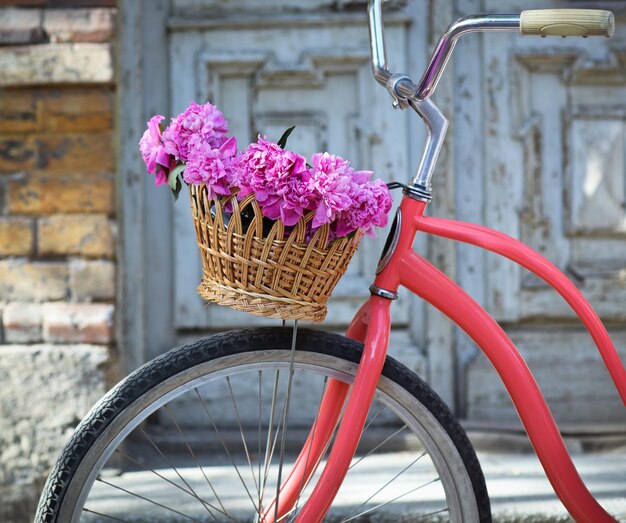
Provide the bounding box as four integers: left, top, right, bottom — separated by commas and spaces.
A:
262, 196, 626, 523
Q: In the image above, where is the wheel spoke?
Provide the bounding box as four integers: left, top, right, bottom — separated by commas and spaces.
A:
113, 449, 221, 508
361, 403, 388, 433
292, 375, 330, 518
341, 478, 442, 522
82, 507, 133, 522
399, 506, 450, 521
95, 476, 205, 522
341, 451, 429, 522
258, 369, 263, 512
260, 369, 282, 505
226, 376, 261, 498
289, 393, 345, 523
274, 321, 299, 521
193, 388, 260, 512
138, 426, 220, 520
163, 403, 230, 518
348, 424, 408, 470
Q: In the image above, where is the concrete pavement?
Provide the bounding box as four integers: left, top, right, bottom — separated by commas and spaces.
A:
85, 444, 625, 521
479, 449, 626, 522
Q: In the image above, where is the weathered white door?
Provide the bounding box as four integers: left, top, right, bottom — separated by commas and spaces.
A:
131, 0, 430, 429
122, 0, 626, 426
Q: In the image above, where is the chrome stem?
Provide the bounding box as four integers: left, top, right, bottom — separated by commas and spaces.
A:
367, 0, 390, 86
408, 99, 448, 199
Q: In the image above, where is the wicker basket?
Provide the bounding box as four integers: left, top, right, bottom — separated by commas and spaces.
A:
189, 185, 363, 322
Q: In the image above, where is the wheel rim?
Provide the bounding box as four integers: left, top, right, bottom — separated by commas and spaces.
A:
60, 350, 478, 522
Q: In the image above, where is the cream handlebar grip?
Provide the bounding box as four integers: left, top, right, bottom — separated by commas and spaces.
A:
520, 9, 615, 37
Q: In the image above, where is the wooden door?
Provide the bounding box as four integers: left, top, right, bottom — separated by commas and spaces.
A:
121, 0, 625, 426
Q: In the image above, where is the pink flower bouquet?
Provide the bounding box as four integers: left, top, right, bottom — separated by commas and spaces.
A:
139, 100, 394, 321
139, 101, 393, 242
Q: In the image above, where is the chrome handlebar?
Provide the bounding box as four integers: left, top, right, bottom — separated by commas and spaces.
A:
414, 14, 521, 100
367, 0, 523, 200
368, 0, 614, 201
368, 0, 521, 103
367, 0, 389, 86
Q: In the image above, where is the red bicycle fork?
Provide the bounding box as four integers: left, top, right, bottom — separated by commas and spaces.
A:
263, 197, 626, 523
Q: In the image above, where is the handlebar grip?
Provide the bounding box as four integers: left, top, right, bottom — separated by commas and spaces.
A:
520, 9, 614, 37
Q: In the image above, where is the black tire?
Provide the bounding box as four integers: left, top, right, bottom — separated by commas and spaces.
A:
36, 328, 491, 522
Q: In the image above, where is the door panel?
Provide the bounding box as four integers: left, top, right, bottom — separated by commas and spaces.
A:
462, 0, 626, 424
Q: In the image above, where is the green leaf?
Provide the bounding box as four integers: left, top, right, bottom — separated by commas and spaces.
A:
172, 177, 183, 201
167, 165, 185, 190
167, 170, 178, 190
277, 126, 296, 149
168, 164, 185, 201
170, 163, 186, 180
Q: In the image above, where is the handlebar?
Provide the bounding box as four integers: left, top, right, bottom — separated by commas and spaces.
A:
367, 0, 615, 202
521, 9, 614, 37
368, 0, 615, 103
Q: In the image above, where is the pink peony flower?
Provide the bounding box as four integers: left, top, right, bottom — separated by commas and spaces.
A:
308, 153, 360, 228
162, 101, 229, 162
139, 102, 393, 239
183, 136, 239, 200
139, 115, 171, 186
237, 137, 316, 226
335, 178, 392, 237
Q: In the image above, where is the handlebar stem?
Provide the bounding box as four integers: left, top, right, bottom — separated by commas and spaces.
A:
407, 99, 448, 201
368, 0, 390, 86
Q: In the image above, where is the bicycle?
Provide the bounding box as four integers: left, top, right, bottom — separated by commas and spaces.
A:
36, 2, 625, 522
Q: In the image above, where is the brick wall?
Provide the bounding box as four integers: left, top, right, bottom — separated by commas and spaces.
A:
0, 5, 117, 521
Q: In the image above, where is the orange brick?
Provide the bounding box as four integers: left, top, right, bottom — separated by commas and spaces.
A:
35, 132, 113, 172
0, 89, 39, 133
39, 88, 113, 132
0, 135, 38, 173
38, 214, 114, 258
3, 302, 42, 343
0, 260, 68, 301
0, 217, 33, 256
44, 9, 115, 44
42, 303, 114, 344
7, 170, 114, 215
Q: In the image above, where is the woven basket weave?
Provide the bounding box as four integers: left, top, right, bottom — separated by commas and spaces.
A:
189, 185, 363, 322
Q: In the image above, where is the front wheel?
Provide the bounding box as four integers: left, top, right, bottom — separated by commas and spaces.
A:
36, 328, 491, 522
